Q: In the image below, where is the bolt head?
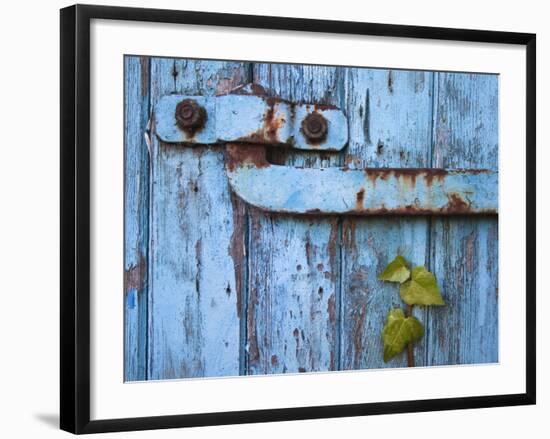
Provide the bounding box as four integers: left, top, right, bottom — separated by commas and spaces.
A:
301, 112, 328, 143
175, 99, 206, 131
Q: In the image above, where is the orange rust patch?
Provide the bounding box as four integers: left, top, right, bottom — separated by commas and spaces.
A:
313, 103, 338, 111
263, 103, 286, 143
356, 188, 365, 210
124, 252, 147, 293
225, 144, 269, 172
445, 193, 471, 213
364, 168, 449, 186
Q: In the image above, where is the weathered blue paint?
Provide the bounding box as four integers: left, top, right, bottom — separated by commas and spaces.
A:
124, 56, 149, 381
340, 69, 434, 369
246, 64, 346, 374
154, 93, 348, 151
124, 58, 499, 380
146, 59, 250, 379
226, 144, 497, 215
426, 73, 499, 365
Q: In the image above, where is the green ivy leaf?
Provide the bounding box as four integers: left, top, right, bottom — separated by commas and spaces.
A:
379, 255, 410, 283
399, 266, 445, 306
382, 308, 424, 362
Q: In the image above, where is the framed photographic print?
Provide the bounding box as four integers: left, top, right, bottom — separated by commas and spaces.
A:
60, 4, 536, 434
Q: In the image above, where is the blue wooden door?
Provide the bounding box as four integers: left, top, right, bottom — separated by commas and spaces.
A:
124, 57, 498, 381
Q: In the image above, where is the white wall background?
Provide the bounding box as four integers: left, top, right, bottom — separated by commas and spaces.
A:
0, 0, 546, 437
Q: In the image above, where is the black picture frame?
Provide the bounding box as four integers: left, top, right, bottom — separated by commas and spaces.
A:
60, 4, 536, 434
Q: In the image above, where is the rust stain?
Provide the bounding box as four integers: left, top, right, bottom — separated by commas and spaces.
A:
191, 145, 206, 157
356, 188, 365, 210
445, 193, 470, 213
124, 252, 146, 293
214, 70, 246, 96
352, 307, 366, 369
327, 218, 338, 280
263, 102, 286, 143
139, 56, 149, 98
305, 234, 313, 268
327, 294, 336, 324
301, 112, 328, 146
224, 144, 269, 172
175, 99, 207, 138
271, 355, 279, 366
216, 78, 238, 95
228, 191, 246, 318
364, 168, 449, 186
230, 97, 287, 145
343, 220, 356, 249
247, 287, 260, 364
313, 103, 338, 111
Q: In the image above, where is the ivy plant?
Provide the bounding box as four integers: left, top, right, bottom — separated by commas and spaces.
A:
378, 255, 445, 365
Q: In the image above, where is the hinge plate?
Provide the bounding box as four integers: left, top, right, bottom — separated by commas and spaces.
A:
152, 83, 497, 216
225, 145, 498, 215
154, 87, 348, 151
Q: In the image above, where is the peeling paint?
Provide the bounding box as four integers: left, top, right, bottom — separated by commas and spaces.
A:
228, 191, 246, 318
124, 252, 147, 293
227, 158, 498, 215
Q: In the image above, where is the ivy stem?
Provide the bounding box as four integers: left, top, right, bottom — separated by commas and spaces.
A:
406, 304, 414, 367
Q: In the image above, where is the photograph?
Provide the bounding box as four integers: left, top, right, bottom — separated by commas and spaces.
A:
57, 4, 536, 433
0, 0, 543, 437
124, 56, 499, 381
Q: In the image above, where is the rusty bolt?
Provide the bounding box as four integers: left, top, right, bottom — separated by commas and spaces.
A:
301, 112, 328, 143
175, 99, 206, 131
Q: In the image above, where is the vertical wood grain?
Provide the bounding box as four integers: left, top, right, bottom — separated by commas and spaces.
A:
124, 56, 150, 381
126, 58, 499, 379
246, 64, 346, 374
147, 58, 250, 379
426, 73, 499, 365
340, 69, 435, 369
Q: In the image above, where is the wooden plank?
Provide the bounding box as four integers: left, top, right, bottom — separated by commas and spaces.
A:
246, 64, 346, 374
124, 56, 150, 381
147, 58, 250, 379
426, 73, 499, 365
340, 69, 435, 369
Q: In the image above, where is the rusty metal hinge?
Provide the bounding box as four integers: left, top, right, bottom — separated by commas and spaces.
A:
154, 84, 497, 216
154, 84, 347, 151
